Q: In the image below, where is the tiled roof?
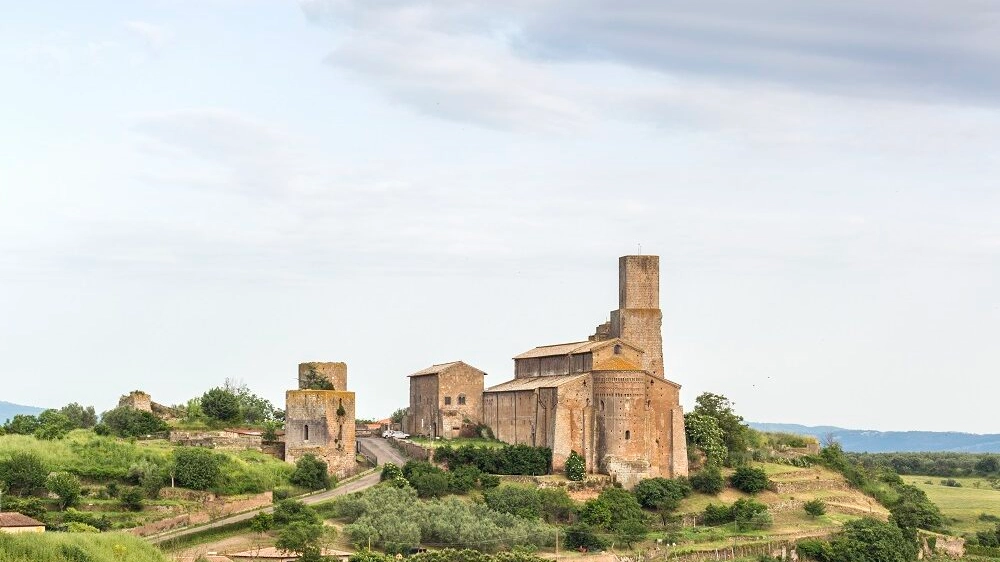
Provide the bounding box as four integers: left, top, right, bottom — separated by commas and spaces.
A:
0, 512, 44, 527
485, 373, 588, 392
408, 361, 484, 377
513, 338, 644, 360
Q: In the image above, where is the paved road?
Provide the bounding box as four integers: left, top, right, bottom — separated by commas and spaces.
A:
150, 437, 407, 545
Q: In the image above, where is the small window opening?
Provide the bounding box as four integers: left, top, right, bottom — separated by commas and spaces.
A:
304, 424, 310, 441
458, 394, 466, 406
444, 396, 452, 405
600, 400, 605, 411
614, 344, 623, 355
625, 430, 631, 440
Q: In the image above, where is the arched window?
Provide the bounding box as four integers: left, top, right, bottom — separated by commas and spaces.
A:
458, 394, 466, 406
600, 400, 605, 411
613, 344, 623, 355
304, 424, 309, 441
624, 430, 631, 440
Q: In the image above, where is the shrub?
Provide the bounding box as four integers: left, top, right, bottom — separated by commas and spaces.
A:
484, 485, 542, 520
690, 464, 725, 494
0, 451, 48, 496
538, 487, 577, 524
101, 407, 168, 438
46, 471, 82, 510
829, 517, 917, 562
564, 523, 607, 551
804, 499, 827, 517
941, 478, 962, 487
201, 387, 241, 422
380, 463, 403, 482
173, 447, 222, 491
433, 443, 551, 475
119, 487, 144, 511
703, 503, 733, 525
290, 454, 331, 490
566, 451, 585, 481
730, 466, 771, 494
633, 477, 692, 510
797, 538, 833, 561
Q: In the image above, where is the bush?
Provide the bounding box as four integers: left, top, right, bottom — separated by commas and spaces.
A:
538, 487, 577, 524
46, 471, 82, 510
201, 387, 241, 422
484, 485, 542, 520
173, 447, 222, 491
564, 523, 607, 551
119, 487, 144, 511
633, 477, 692, 510
703, 503, 733, 525
100, 407, 168, 438
433, 444, 551, 475
290, 454, 331, 490
690, 464, 725, 494
804, 499, 827, 517
797, 538, 833, 561
566, 451, 585, 481
941, 478, 962, 487
829, 517, 917, 562
380, 463, 403, 482
0, 451, 48, 496
730, 466, 771, 494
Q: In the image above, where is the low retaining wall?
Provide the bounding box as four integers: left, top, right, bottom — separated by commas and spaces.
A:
128, 491, 272, 537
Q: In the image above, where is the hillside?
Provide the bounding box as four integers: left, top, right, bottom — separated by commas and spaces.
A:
751, 422, 1000, 453
0, 400, 45, 423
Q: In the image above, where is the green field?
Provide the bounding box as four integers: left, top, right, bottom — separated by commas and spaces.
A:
0, 532, 169, 562
902, 475, 1000, 534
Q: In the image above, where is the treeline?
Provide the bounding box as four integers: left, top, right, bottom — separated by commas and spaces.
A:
849, 451, 1000, 477
433, 443, 552, 476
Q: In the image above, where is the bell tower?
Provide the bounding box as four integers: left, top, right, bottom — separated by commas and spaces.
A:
610, 255, 664, 377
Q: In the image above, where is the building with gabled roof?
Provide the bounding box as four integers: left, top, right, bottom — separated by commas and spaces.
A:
406, 255, 687, 487
406, 361, 485, 439
0, 512, 45, 534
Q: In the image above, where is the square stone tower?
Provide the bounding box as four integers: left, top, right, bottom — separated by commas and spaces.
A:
610, 255, 664, 378
285, 363, 357, 479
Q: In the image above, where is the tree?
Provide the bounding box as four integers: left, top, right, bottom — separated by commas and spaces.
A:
4, 414, 39, 435
390, 408, 408, 425
173, 447, 222, 490
58, 403, 98, 428
684, 412, 727, 465
100, 407, 168, 438
564, 523, 607, 551
690, 464, 725, 495
0, 451, 48, 496
225, 379, 278, 424
249, 512, 274, 534
35, 410, 76, 440
828, 518, 917, 562
300, 367, 336, 390
290, 454, 331, 490
691, 393, 753, 465
276, 520, 325, 557
633, 477, 692, 510
201, 387, 241, 422
118, 487, 144, 511
730, 466, 771, 494
977, 456, 1000, 475
273, 499, 321, 526
538, 487, 577, 524
46, 471, 82, 510
804, 499, 827, 518
566, 450, 585, 481
484, 485, 542, 520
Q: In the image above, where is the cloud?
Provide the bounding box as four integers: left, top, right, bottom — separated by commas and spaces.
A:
302, 0, 1000, 131
125, 20, 169, 53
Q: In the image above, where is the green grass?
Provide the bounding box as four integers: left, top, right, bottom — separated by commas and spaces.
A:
408, 437, 506, 449
0, 532, 169, 562
902, 475, 1000, 534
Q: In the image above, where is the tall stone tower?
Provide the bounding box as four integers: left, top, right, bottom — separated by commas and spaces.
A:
285, 362, 357, 478
610, 255, 664, 378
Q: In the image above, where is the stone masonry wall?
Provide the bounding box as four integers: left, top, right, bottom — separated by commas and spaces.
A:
437, 366, 484, 439
298, 362, 348, 391
408, 374, 439, 437
611, 255, 665, 378
285, 389, 357, 478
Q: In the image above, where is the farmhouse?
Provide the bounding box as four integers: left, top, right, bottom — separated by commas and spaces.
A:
0, 512, 45, 534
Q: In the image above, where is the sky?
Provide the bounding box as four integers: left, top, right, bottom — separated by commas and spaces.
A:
1, 0, 998, 433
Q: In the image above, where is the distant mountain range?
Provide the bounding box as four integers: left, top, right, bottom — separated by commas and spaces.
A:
0, 401, 45, 423
751, 422, 1000, 453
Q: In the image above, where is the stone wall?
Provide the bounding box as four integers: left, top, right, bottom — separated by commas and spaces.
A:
285, 389, 357, 478
299, 362, 347, 391
168, 430, 263, 451
437, 365, 484, 438
610, 255, 665, 378
408, 374, 439, 436
119, 391, 152, 412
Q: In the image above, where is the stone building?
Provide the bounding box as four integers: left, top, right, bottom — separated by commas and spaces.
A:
285, 362, 357, 478
406, 361, 485, 439
408, 255, 688, 487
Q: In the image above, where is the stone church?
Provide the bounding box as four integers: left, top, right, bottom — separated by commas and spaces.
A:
407, 255, 688, 486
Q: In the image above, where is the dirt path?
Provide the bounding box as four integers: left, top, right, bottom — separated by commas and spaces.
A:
152, 437, 407, 546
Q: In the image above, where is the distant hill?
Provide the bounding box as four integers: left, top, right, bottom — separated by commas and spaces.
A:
0, 401, 45, 423
750, 422, 1000, 453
